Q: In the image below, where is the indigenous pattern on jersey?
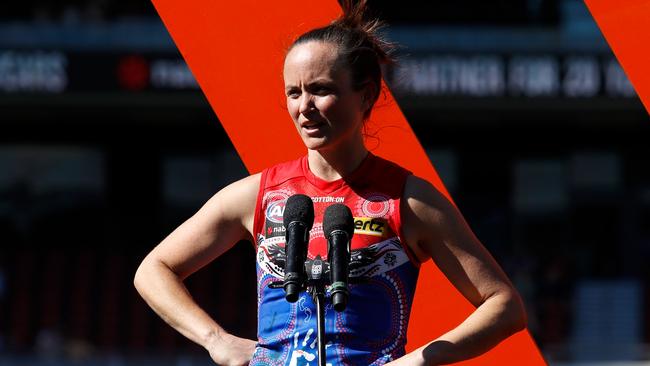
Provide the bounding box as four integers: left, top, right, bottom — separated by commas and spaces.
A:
250, 153, 420, 366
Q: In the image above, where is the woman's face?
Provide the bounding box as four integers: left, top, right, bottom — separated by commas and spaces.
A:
283, 41, 369, 152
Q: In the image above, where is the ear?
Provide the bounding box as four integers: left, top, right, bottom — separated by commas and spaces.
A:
361, 80, 378, 112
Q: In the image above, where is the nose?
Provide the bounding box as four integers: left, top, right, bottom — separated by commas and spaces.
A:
298, 93, 315, 115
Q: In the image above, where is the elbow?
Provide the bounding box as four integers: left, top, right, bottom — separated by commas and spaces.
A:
517, 301, 528, 332
510, 308, 527, 334
490, 287, 528, 337
133, 256, 181, 297
133, 259, 147, 295
505, 290, 528, 334
133, 256, 155, 296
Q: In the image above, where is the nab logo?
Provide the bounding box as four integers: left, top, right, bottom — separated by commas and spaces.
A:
353, 217, 387, 237
265, 223, 286, 237
265, 200, 285, 224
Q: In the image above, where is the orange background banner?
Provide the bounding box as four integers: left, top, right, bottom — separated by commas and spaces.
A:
150, 0, 546, 364
584, 0, 650, 114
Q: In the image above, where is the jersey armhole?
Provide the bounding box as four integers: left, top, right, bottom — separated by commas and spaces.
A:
396, 173, 422, 268
252, 169, 268, 252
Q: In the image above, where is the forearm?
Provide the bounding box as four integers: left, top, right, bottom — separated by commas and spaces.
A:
415, 292, 527, 365
133, 256, 228, 348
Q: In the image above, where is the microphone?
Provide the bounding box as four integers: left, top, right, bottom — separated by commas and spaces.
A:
282, 194, 314, 303
323, 204, 354, 312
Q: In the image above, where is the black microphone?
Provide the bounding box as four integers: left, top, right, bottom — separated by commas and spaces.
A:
324, 204, 354, 312
283, 194, 314, 303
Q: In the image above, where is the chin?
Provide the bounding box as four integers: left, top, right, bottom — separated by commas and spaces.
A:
301, 136, 330, 151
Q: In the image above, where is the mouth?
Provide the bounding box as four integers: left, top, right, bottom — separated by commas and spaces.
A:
300, 120, 326, 131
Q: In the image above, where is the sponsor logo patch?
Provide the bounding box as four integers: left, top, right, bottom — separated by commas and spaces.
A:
265, 199, 286, 224
311, 196, 344, 203
353, 217, 388, 237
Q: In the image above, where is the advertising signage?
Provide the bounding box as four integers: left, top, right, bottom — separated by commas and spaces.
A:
0, 50, 636, 100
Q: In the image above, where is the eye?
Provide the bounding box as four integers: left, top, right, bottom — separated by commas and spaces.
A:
313, 85, 333, 96
286, 88, 300, 99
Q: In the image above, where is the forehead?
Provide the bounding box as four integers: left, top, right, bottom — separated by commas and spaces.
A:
283, 41, 344, 82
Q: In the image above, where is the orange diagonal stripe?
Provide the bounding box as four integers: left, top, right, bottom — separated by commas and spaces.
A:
585, 0, 650, 113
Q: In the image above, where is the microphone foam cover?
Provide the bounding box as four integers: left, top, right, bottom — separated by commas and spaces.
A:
323, 204, 354, 239
283, 194, 315, 230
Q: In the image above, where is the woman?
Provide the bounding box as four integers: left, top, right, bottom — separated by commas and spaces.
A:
134, 1, 526, 365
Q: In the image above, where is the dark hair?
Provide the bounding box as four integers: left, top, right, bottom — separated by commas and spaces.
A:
288, 0, 395, 119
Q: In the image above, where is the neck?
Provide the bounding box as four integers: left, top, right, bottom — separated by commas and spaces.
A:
307, 139, 369, 182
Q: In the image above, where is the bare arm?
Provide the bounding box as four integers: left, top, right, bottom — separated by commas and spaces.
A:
133, 173, 260, 366
390, 175, 527, 366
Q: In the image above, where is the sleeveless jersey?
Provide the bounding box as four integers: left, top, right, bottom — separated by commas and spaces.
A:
250, 153, 420, 366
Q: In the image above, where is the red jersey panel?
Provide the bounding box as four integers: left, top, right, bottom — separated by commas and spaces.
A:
251, 153, 421, 365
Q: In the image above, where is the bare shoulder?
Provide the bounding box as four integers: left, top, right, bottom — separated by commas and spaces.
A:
146, 173, 261, 279
401, 175, 456, 262
215, 172, 261, 199
207, 172, 261, 231
208, 173, 261, 213
403, 175, 453, 217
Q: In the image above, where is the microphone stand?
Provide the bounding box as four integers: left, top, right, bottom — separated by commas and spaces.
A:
275, 257, 330, 366
308, 281, 327, 366
274, 255, 361, 365
306, 255, 327, 366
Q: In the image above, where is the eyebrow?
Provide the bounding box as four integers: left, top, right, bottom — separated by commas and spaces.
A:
284, 77, 338, 94
285, 85, 298, 90
285, 77, 335, 86
310, 77, 334, 83
286, 79, 335, 89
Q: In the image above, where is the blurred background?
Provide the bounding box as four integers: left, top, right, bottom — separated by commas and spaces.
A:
0, 0, 648, 365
